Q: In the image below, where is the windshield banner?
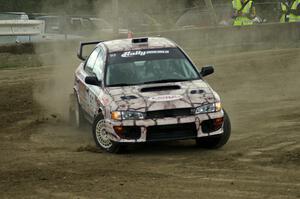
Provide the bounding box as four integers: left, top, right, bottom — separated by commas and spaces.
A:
108, 48, 185, 64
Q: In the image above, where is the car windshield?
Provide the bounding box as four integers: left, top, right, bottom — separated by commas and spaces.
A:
106, 48, 200, 87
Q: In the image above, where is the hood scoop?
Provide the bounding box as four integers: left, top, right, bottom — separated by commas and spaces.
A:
141, 85, 181, 92
121, 95, 138, 100
190, 89, 206, 94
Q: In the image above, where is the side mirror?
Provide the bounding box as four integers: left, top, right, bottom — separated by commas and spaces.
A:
85, 76, 102, 87
200, 65, 214, 77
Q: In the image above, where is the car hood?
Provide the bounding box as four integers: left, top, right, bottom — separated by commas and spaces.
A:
105, 80, 219, 112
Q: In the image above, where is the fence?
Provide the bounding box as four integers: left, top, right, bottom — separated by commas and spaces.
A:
0, 20, 44, 44
0, 20, 44, 35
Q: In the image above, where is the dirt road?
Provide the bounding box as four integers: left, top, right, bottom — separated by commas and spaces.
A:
0, 48, 299, 199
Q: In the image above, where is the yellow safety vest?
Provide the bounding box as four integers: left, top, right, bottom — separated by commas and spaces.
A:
290, 0, 300, 22
280, 2, 289, 23
232, 0, 254, 26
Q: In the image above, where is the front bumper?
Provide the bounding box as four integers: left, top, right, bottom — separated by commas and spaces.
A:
105, 111, 224, 143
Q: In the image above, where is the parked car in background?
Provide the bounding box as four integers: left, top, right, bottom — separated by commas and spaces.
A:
30, 15, 82, 42
35, 15, 65, 34
70, 17, 129, 37
120, 13, 162, 32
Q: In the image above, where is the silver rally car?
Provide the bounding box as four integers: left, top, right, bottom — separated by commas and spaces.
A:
70, 37, 231, 153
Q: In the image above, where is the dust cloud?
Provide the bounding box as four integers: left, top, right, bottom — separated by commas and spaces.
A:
31, 2, 108, 122
33, 42, 79, 121
31, 0, 192, 122
31, 0, 298, 124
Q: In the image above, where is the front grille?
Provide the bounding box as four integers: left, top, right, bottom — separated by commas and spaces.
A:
146, 108, 193, 119
146, 123, 197, 141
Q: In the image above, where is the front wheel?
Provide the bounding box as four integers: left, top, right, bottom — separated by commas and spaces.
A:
196, 110, 231, 149
92, 114, 125, 153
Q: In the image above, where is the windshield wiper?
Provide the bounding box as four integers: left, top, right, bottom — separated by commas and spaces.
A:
143, 79, 190, 85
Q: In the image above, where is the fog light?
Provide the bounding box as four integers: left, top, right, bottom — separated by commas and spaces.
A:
113, 126, 124, 136
214, 117, 224, 129
202, 117, 224, 134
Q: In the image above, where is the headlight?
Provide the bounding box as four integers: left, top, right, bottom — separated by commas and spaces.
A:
194, 102, 222, 114
111, 111, 145, 120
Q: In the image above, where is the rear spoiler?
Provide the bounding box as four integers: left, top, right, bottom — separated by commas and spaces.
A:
77, 41, 103, 61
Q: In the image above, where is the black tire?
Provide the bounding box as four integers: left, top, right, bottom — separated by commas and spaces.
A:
92, 114, 125, 153
196, 110, 231, 149
69, 92, 84, 129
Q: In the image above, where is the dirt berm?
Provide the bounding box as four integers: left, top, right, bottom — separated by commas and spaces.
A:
0, 47, 299, 199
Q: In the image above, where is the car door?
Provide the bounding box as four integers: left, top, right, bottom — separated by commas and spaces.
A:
78, 47, 101, 115
85, 46, 106, 117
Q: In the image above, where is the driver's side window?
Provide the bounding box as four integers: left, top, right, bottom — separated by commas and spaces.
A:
85, 47, 100, 74
92, 48, 105, 80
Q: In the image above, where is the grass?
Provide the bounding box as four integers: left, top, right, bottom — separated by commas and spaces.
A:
0, 63, 22, 69
0, 63, 41, 70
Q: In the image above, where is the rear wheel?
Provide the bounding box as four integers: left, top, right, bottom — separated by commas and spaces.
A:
92, 114, 125, 153
196, 110, 231, 149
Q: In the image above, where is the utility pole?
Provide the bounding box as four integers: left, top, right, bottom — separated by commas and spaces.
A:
204, 0, 218, 25
112, 0, 119, 37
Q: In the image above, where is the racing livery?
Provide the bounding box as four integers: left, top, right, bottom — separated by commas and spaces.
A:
70, 37, 231, 153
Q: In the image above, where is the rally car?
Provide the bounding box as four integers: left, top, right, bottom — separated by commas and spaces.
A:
70, 37, 231, 153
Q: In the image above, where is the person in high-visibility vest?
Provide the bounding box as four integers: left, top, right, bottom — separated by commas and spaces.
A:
280, 0, 293, 23
232, 0, 256, 26
289, 0, 300, 22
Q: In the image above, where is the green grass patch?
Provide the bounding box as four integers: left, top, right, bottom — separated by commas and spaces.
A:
0, 63, 22, 69
0, 63, 41, 70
